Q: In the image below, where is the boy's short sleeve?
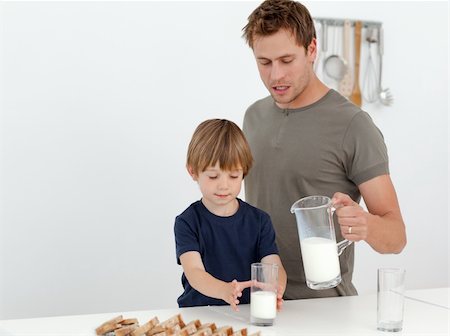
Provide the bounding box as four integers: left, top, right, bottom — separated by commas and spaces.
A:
174, 216, 200, 265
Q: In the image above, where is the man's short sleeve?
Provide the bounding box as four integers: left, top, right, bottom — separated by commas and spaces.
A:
342, 112, 389, 186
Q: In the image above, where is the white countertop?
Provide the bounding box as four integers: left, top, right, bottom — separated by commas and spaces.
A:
403, 287, 449, 309
0, 288, 448, 335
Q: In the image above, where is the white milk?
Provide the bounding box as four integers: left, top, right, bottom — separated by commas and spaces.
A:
300, 237, 340, 283
250, 291, 276, 319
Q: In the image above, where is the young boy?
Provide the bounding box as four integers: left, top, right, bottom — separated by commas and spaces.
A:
174, 119, 287, 311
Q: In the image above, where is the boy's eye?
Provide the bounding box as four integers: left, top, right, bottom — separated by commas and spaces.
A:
208, 176, 218, 179
230, 175, 240, 179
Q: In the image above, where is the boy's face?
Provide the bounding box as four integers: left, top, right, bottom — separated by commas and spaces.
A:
189, 162, 243, 215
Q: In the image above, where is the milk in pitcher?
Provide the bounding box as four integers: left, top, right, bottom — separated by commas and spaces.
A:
300, 237, 341, 285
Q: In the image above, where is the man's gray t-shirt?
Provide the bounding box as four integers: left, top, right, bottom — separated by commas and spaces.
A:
243, 89, 389, 299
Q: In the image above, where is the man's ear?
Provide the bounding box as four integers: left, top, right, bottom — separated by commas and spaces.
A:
307, 38, 318, 61
187, 165, 198, 181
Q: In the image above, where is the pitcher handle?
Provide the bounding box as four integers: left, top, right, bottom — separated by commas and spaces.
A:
331, 204, 353, 256
337, 239, 353, 256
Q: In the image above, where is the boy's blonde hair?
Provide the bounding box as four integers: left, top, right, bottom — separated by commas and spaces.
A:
187, 119, 253, 177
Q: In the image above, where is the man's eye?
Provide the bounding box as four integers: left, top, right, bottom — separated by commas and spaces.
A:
259, 60, 270, 66
282, 58, 293, 64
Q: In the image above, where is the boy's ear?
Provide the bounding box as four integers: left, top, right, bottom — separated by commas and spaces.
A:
187, 165, 198, 181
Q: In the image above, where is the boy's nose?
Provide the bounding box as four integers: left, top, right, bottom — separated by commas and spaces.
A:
218, 177, 229, 189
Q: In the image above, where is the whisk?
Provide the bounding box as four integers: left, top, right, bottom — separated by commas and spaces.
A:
378, 27, 394, 106
362, 27, 379, 103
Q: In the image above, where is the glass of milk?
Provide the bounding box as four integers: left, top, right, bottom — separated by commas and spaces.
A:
290, 195, 353, 290
250, 263, 278, 326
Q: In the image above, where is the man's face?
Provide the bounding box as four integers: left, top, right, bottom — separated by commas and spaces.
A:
252, 29, 316, 109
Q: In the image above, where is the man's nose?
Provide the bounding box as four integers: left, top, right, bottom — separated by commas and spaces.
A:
270, 62, 284, 82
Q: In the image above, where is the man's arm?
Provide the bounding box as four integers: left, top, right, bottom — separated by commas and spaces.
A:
332, 174, 406, 254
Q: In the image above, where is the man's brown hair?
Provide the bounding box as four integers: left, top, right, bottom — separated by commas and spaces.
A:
187, 119, 253, 177
242, 0, 316, 50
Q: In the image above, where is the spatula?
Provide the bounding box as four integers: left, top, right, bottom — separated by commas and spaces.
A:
350, 21, 362, 107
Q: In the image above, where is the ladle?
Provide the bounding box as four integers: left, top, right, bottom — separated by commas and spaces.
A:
324, 24, 347, 81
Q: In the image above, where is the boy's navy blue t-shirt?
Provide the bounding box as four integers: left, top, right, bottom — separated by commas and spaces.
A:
174, 198, 279, 307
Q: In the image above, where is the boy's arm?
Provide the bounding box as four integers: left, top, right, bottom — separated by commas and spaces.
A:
261, 254, 287, 310
179, 251, 253, 311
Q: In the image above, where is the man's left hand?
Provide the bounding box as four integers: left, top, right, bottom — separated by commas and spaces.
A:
332, 192, 369, 242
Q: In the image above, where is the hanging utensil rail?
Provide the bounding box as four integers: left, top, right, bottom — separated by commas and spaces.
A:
314, 17, 382, 29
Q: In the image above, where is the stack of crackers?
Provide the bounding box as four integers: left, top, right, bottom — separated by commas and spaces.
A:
95, 314, 261, 336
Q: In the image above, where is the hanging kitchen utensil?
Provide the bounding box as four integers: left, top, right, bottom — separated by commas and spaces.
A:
338, 20, 353, 97
324, 23, 347, 82
320, 21, 328, 77
350, 21, 362, 107
377, 26, 394, 106
313, 21, 320, 72
362, 27, 379, 103
314, 20, 325, 78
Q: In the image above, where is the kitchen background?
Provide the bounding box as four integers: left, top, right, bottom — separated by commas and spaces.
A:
0, 1, 448, 319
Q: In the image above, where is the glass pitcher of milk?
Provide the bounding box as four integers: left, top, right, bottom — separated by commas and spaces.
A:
290, 195, 352, 290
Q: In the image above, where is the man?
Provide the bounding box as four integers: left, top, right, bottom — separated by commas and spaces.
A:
242, 0, 406, 299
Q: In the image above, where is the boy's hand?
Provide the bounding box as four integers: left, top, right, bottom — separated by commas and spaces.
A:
276, 284, 284, 311
223, 279, 253, 311
250, 280, 284, 311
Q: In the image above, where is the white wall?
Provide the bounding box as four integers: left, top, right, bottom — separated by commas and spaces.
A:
0, 1, 448, 319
